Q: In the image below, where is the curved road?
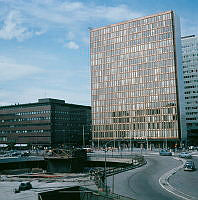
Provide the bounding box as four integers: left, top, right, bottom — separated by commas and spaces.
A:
169, 153, 198, 199
107, 154, 184, 200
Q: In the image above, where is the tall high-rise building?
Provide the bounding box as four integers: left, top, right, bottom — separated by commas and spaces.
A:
90, 11, 186, 148
182, 35, 198, 145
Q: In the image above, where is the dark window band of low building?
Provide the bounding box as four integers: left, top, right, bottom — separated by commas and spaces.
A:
0, 98, 91, 148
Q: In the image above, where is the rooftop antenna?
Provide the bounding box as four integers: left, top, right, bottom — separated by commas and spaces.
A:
43, 89, 47, 98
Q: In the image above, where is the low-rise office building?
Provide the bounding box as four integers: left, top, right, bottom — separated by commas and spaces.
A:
0, 98, 91, 148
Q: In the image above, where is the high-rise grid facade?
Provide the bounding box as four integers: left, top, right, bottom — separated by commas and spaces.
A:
182, 35, 198, 145
90, 11, 186, 147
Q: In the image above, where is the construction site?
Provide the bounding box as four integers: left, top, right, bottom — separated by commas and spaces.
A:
0, 148, 145, 200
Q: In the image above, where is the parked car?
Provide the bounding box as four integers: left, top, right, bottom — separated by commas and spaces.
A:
193, 146, 198, 151
184, 160, 196, 171
14, 180, 33, 193
19, 182, 32, 191
21, 151, 30, 157
11, 152, 21, 157
83, 148, 93, 153
188, 146, 195, 150
179, 152, 192, 159
159, 149, 172, 156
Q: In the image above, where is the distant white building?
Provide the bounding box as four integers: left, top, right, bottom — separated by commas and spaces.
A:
182, 35, 198, 145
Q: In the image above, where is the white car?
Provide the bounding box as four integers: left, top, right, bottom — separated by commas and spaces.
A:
189, 146, 195, 150
179, 152, 192, 159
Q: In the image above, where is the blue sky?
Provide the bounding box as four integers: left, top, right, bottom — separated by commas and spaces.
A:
0, 0, 197, 106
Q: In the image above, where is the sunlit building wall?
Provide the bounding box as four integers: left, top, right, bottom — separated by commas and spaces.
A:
90, 11, 186, 147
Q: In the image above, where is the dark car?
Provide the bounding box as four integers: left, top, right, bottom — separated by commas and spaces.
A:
179, 152, 192, 159
159, 149, 172, 156
11, 152, 21, 157
21, 152, 30, 157
19, 182, 32, 191
184, 161, 196, 171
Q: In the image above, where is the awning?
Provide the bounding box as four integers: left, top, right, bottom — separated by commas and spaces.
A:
14, 144, 28, 147
0, 144, 8, 147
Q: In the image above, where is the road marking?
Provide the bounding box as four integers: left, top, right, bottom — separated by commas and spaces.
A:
159, 157, 198, 200
147, 152, 159, 155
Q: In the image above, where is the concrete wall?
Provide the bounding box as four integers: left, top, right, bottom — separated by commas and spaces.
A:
46, 158, 86, 173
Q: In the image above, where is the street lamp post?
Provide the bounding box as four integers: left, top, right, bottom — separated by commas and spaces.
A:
82, 125, 85, 147
163, 129, 168, 149
104, 140, 114, 194
104, 145, 107, 193
98, 137, 100, 149
146, 138, 148, 150
146, 131, 149, 150
129, 129, 134, 154
130, 132, 132, 153
163, 129, 165, 149
103, 138, 127, 194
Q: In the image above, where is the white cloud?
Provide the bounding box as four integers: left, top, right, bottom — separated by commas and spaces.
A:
0, 56, 43, 81
0, 10, 32, 41
57, 2, 141, 23
35, 28, 47, 36
85, 4, 141, 22
65, 41, 79, 50
67, 31, 75, 40
0, 0, 143, 42
60, 2, 84, 11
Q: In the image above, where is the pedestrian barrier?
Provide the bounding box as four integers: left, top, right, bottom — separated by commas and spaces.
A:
80, 186, 135, 200
89, 154, 146, 194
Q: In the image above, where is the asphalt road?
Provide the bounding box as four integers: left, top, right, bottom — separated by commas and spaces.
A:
169, 152, 198, 199
107, 154, 184, 200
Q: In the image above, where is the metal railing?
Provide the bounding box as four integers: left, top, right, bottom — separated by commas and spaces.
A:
89, 155, 145, 178
80, 186, 135, 200
89, 154, 145, 196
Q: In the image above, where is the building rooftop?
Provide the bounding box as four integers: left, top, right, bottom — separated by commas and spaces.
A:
0, 98, 90, 110
181, 35, 195, 39
90, 10, 173, 32
38, 98, 65, 104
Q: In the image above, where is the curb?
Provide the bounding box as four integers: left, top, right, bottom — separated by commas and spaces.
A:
159, 157, 198, 200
